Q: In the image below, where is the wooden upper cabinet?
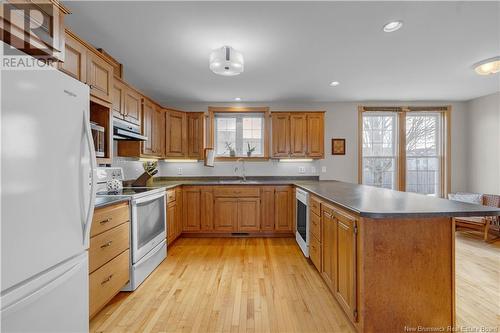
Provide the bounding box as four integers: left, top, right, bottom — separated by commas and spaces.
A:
260, 187, 275, 231
58, 30, 86, 82
1, 1, 69, 61
124, 88, 141, 126
141, 99, 154, 156
274, 186, 293, 231
153, 107, 165, 157
307, 113, 324, 158
112, 79, 125, 119
165, 110, 187, 157
214, 198, 237, 232
290, 113, 307, 157
87, 51, 113, 103
186, 112, 204, 159
271, 113, 290, 157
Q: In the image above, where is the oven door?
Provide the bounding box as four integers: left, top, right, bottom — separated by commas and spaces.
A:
295, 196, 309, 257
131, 192, 166, 264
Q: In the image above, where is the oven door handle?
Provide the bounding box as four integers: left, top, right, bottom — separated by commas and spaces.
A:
132, 192, 165, 205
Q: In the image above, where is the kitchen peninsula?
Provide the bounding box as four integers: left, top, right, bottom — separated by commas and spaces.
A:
143, 178, 500, 333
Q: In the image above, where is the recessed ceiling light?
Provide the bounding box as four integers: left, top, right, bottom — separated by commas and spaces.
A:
235, 97, 242, 101
473, 56, 500, 75
383, 20, 403, 33
329, 81, 340, 87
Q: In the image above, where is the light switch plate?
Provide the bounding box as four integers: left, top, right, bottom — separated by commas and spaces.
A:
177, 167, 183, 175
321, 166, 327, 173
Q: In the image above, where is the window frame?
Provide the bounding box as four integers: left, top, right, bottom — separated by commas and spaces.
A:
208, 107, 270, 161
358, 106, 451, 197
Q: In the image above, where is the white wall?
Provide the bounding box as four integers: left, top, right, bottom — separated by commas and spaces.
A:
114, 100, 468, 192
464, 92, 500, 194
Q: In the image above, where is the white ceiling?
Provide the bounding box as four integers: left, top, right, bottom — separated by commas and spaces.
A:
64, 1, 500, 104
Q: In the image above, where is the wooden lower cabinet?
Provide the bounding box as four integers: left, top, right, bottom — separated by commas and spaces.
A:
274, 186, 293, 231
89, 201, 130, 318
183, 187, 201, 231
167, 200, 177, 243
260, 187, 275, 231
214, 198, 237, 232
167, 188, 183, 245
321, 204, 336, 290
237, 198, 260, 232
200, 188, 214, 231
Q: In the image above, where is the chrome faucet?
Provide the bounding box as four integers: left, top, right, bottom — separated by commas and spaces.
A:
234, 158, 247, 182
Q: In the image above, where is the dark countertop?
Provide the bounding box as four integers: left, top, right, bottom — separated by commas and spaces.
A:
141, 177, 500, 219
94, 196, 129, 208
294, 181, 500, 218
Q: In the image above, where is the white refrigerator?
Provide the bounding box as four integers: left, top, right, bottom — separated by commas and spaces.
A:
1, 59, 96, 332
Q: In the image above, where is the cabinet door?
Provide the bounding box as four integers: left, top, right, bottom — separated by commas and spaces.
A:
187, 113, 204, 159
154, 107, 166, 157
274, 186, 292, 231
58, 32, 86, 83
237, 198, 260, 232
271, 113, 290, 157
290, 113, 307, 157
166, 110, 187, 157
335, 210, 357, 320
183, 187, 201, 231
124, 88, 141, 126
87, 52, 113, 103
141, 100, 154, 156
167, 201, 176, 244
112, 80, 125, 119
200, 189, 214, 231
260, 187, 275, 231
175, 188, 183, 237
321, 207, 336, 291
213, 198, 237, 232
307, 113, 324, 158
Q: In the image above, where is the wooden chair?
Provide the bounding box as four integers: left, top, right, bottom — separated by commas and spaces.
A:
454, 194, 500, 242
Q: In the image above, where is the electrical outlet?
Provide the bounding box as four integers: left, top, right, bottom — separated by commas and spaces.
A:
311, 166, 317, 173
298, 166, 306, 174
177, 167, 182, 175
321, 166, 327, 173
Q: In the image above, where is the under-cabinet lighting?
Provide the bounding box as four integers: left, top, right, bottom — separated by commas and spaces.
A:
139, 158, 158, 162
279, 159, 313, 162
473, 56, 500, 75
163, 159, 199, 163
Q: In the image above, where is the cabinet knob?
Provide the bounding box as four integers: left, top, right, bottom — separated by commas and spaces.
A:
100, 218, 112, 225
101, 274, 114, 285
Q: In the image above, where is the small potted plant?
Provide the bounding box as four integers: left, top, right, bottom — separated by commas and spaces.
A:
225, 142, 236, 157
246, 143, 256, 157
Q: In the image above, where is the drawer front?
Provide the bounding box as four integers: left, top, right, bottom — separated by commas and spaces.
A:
166, 189, 176, 203
89, 222, 129, 273
213, 186, 260, 197
89, 249, 129, 318
309, 196, 321, 216
309, 235, 321, 271
91, 202, 129, 237
310, 210, 321, 240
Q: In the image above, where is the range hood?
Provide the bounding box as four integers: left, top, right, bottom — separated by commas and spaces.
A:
113, 118, 148, 141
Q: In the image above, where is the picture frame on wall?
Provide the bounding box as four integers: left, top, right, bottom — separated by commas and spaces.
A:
332, 138, 346, 155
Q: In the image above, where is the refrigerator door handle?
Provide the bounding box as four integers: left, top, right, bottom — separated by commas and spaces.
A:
82, 111, 97, 248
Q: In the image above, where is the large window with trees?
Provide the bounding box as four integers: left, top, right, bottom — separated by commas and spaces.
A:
359, 106, 450, 197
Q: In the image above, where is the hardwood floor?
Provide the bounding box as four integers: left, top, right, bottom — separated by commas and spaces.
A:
455, 231, 500, 330
91, 234, 500, 333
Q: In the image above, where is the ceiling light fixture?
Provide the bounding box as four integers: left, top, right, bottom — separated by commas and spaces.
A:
209, 46, 244, 76
329, 81, 340, 87
235, 97, 242, 101
383, 20, 403, 33
473, 56, 500, 75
